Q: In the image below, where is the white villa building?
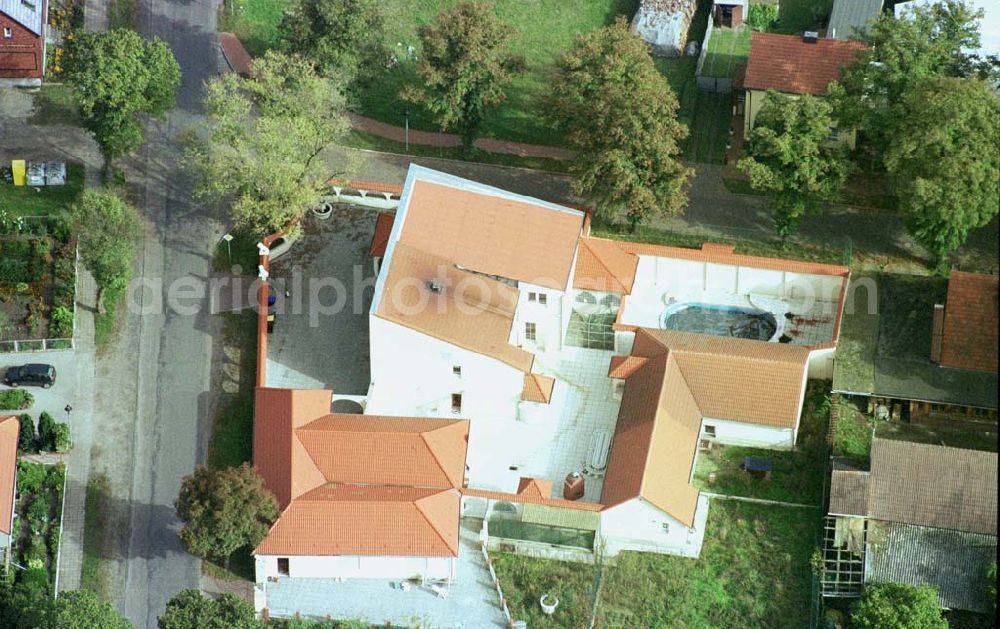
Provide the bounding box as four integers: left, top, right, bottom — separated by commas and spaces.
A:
251, 166, 850, 618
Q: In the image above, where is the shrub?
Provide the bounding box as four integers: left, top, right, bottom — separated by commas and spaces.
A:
37, 411, 56, 450
53, 423, 72, 453
746, 4, 778, 30
0, 389, 34, 410
44, 463, 66, 494
17, 566, 50, 596
27, 497, 49, 528
18, 413, 36, 451
16, 461, 46, 495
47, 527, 60, 559
49, 305, 74, 338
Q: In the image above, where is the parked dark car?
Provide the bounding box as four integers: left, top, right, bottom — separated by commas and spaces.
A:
3, 364, 57, 388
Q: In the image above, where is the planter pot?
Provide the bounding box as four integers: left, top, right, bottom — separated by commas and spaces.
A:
540, 594, 559, 615
312, 201, 333, 221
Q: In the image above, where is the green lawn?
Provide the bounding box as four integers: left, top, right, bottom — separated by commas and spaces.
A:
0, 162, 84, 217
93, 283, 125, 351
702, 26, 751, 78
80, 472, 113, 600
773, 0, 832, 35
693, 381, 830, 505
206, 310, 257, 470
28, 85, 82, 127
830, 395, 873, 463
221, 0, 639, 146
596, 501, 817, 627
491, 553, 596, 628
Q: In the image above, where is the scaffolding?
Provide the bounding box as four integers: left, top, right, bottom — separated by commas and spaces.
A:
820, 516, 866, 597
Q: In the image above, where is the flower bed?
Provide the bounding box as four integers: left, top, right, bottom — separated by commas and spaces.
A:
10, 462, 66, 595
0, 390, 34, 411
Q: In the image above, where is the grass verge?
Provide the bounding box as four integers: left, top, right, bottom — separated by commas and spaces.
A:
108, 0, 136, 29
596, 501, 818, 627
28, 85, 81, 127
93, 283, 125, 351
80, 472, 112, 600
693, 381, 830, 505
491, 553, 596, 628
0, 162, 84, 217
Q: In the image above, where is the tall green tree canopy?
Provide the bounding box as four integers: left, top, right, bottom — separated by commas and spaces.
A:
402, 1, 524, 152
158, 589, 257, 629
279, 0, 388, 82
51, 590, 132, 629
185, 51, 348, 235
852, 582, 946, 629
175, 463, 279, 561
63, 29, 180, 163
883, 76, 999, 267
545, 17, 691, 229
73, 189, 142, 313
830, 0, 991, 162
737, 91, 850, 238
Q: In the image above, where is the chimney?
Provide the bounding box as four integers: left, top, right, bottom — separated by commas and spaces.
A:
803, 31, 819, 43
930, 304, 945, 363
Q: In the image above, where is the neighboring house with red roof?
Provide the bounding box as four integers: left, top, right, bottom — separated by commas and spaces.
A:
0, 416, 19, 561
250, 166, 851, 617
0, 0, 46, 85
741, 32, 867, 148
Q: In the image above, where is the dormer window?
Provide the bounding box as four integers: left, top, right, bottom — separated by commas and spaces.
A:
426, 280, 443, 293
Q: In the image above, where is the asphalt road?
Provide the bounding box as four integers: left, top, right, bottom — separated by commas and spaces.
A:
110, 0, 223, 625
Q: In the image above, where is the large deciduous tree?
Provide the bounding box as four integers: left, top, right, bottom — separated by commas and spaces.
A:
63, 29, 180, 166
73, 189, 142, 314
279, 0, 388, 83
882, 76, 1000, 269
830, 0, 992, 164
184, 51, 348, 235
737, 91, 850, 238
851, 582, 946, 629
175, 463, 279, 563
544, 17, 691, 230
402, 1, 524, 153
51, 590, 133, 629
158, 589, 257, 629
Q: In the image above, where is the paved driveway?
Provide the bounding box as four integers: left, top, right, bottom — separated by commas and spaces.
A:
0, 350, 78, 424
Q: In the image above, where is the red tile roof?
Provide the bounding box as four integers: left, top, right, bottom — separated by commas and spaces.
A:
461, 486, 605, 512
219, 33, 252, 77
521, 373, 556, 403
0, 416, 18, 535
369, 212, 395, 257
940, 271, 998, 373
253, 388, 469, 557
574, 237, 638, 294
744, 32, 867, 95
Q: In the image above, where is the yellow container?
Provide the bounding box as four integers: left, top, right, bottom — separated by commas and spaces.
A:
11, 159, 26, 186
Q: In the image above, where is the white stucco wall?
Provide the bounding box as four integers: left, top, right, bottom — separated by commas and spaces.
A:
513, 282, 566, 353
256, 554, 455, 582
600, 495, 710, 558
807, 346, 836, 379
366, 316, 525, 423
702, 416, 796, 449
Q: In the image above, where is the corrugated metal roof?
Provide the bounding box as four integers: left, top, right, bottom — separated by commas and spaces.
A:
829, 469, 869, 517
869, 439, 997, 536
0, 0, 44, 35
866, 520, 996, 613
828, 0, 883, 40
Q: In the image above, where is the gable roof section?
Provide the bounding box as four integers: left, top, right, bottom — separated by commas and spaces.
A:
256, 485, 460, 556
643, 329, 811, 428
744, 32, 867, 95
0, 416, 18, 535
868, 439, 997, 535
828, 0, 883, 40
940, 271, 998, 373
0, 0, 45, 35
375, 242, 534, 372
521, 373, 556, 403
295, 415, 469, 489
601, 339, 703, 526
574, 237, 638, 293
397, 178, 584, 290
369, 211, 395, 257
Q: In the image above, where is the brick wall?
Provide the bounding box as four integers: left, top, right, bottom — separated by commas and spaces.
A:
0, 12, 43, 79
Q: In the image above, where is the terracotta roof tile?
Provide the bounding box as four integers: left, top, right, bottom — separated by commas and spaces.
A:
398, 180, 584, 290
369, 212, 395, 257
940, 271, 998, 373
219, 33, 252, 76
376, 242, 534, 372
461, 487, 605, 512
521, 373, 555, 403
256, 486, 460, 556
869, 439, 997, 536
573, 237, 638, 293
608, 355, 648, 379
0, 416, 18, 535
295, 415, 469, 489
516, 477, 553, 499
744, 32, 866, 95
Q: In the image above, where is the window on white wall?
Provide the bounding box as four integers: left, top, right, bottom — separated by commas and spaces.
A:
528, 292, 537, 302
451, 393, 462, 413
524, 322, 537, 341
277, 558, 289, 575
703, 425, 716, 438
538, 293, 547, 305
452, 365, 462, 377
661, 522, 670, 533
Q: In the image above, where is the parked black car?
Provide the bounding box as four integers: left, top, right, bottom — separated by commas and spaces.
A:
3, 364, 57, 388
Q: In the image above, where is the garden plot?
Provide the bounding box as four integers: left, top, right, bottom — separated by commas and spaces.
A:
8, 461, 66, 594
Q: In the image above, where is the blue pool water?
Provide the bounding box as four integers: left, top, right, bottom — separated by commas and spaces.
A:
662, 303, 777, 341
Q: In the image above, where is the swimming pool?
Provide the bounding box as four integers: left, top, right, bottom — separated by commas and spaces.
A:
662, 303, 778, 341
